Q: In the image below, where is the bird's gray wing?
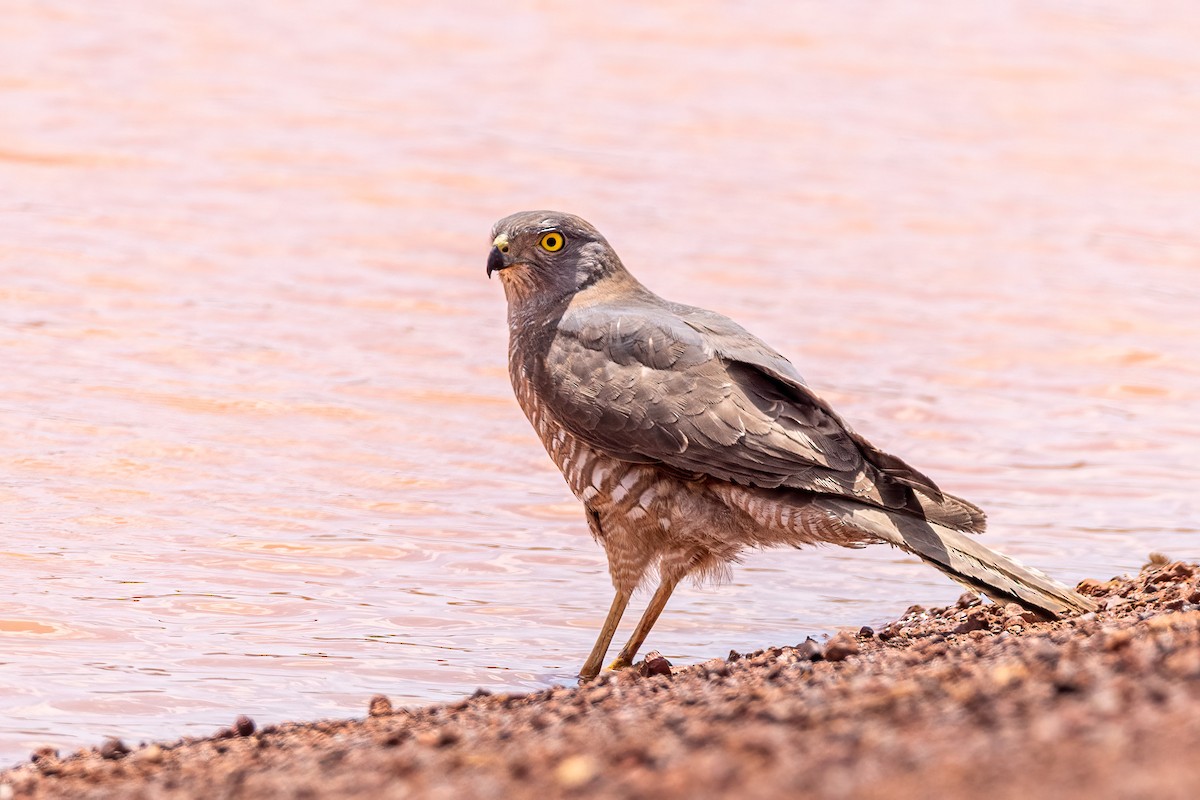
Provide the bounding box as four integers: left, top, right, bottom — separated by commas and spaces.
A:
536, 300, 943, 512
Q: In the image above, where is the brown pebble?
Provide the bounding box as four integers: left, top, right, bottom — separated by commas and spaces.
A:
824, 632, 860, 662
99, 738, 130, 760
877, 623, 902, 642
31, 746, 58, 763
956, 592, 982, 609
235, 715, 256, 737
728, 649, 742, 662
858, 626, 875, 639
954, 614, 989, 635
641, 652, 673, 678
368, 695, 393, 717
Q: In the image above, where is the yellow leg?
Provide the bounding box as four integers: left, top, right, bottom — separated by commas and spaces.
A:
608, 578, 679, 671
578, 588, 632, 680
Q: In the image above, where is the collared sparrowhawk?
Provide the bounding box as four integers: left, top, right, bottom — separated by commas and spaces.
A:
487, 210, 1096, 679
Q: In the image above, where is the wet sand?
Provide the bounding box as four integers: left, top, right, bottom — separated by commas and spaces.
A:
4, 557, 1198, 799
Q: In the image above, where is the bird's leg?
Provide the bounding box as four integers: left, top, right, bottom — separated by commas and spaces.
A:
578, 588, 631, 680
608, 576, 679, 671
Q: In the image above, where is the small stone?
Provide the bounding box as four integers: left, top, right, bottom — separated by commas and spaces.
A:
956, 592, 982, 609
99, 738, 130, 760
368, 695, 393, 717
954, 614, 989, 635
136, 744, 164, 764
824, 632, 860, 662
640, 652, 673, 678
31, 746, 58, 763
795, 637, 825, 661
555, 754, 598, 789
857, 626, 875, 639
702, 658, 729, 678
471, 687, 492, 698
877, 623, 903, 642
234, 715, 256, 737
727, 649, 742, 662
1164, 562, 1194, 579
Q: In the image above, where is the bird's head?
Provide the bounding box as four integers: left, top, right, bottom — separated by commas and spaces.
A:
487, 211, 623, 307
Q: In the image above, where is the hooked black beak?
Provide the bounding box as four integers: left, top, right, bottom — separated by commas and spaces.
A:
486, 246, 508, 278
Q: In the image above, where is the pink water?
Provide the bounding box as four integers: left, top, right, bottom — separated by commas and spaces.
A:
2, 1, 1198, 762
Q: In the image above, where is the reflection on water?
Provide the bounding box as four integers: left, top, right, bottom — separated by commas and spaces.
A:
3, 0, 1199, 763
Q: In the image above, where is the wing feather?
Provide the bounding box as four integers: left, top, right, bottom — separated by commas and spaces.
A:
534, 298, 945, 516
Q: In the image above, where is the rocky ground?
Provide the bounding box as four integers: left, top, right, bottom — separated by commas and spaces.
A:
4, 556, 1200, 799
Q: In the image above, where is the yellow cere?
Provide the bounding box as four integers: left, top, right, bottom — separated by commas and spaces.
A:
492, 233, 510, 253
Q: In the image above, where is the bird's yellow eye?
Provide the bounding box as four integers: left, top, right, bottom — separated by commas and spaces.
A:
539, 231, 565, 252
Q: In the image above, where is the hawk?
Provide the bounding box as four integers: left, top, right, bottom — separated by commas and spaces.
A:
487, 210, 1095, 679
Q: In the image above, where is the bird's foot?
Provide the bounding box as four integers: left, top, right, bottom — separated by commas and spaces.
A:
606, 655, 634, 672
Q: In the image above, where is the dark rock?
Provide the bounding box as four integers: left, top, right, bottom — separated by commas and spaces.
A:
795, 637, 825, 661
641, 653, 673, 678
235, 715, 256, 737
99, 739, 130, 760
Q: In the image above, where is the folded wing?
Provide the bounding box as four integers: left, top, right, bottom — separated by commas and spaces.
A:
537, 297, 970, 523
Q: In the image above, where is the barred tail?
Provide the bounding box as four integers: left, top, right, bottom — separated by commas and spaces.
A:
816, 498, 1097, 617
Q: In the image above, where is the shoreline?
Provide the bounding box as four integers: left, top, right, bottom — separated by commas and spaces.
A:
4, 557, 1199, 799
